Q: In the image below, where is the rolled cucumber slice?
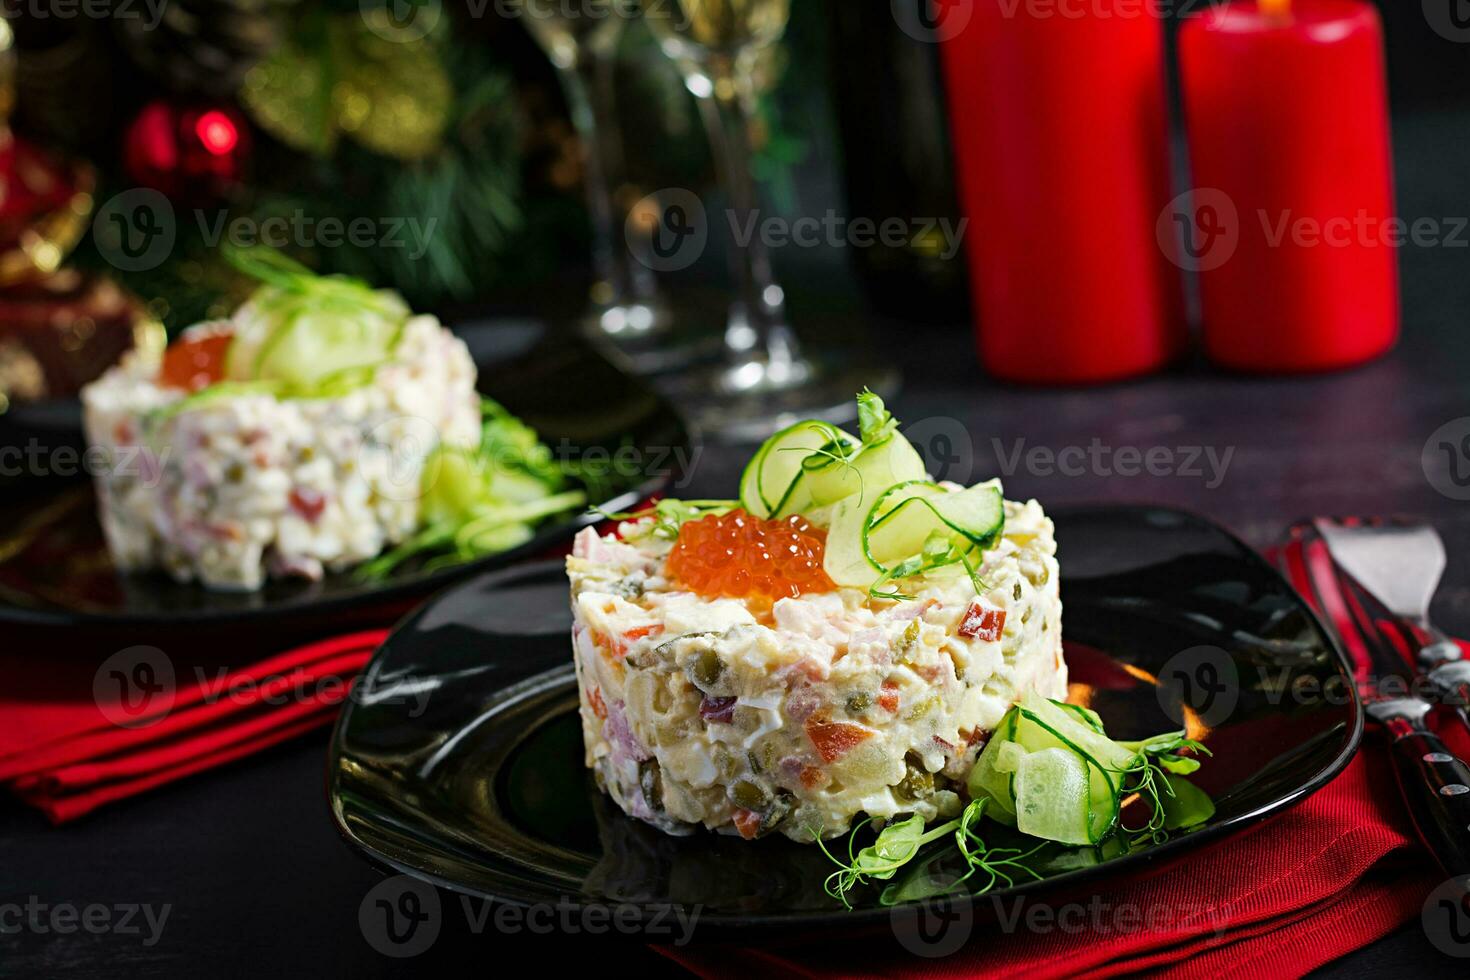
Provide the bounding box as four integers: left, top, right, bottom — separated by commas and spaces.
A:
823, 480, 1006, 589
738, 420, 857, 520
804, 432, 928, 508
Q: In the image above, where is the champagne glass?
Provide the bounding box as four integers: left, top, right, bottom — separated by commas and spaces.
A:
519, 0, 674, 360
642, 0, 892, 439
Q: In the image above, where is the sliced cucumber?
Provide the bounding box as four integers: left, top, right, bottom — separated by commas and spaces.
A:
968, 712, 1020, 825
1018, 691, 1138, 772
223, 284, 407, 390
1013, 747, 1093, 845
805, 431, 927, 508
823, 480, 1005, 589
823, 491, 881, 587
738, 420, 857, 519
970, 692, 1147, 845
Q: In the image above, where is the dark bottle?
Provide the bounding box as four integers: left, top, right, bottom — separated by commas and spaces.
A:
824, 0, 969, 325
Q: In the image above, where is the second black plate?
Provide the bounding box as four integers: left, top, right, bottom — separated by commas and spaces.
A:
0, 320, 692, 632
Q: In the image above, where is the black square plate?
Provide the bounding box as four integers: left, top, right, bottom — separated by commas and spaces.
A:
327, 505, 1361, 937
0, 320, 692, 635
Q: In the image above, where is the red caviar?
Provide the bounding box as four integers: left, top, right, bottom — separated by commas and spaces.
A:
159, 330, 233, 392
666, 508, 835, 602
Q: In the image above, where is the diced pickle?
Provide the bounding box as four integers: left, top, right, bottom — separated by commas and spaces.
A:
895, 753, 935, 801
904, 695, 941, 721
846, 692, 872, 714
762, 791, 795, 834
1013, 582, 1023, 601
731, 779, 768, 810
639, 761, 664, 812
692, 648, 724, 689
896, 619, 922, 662
713, 745, 740, 780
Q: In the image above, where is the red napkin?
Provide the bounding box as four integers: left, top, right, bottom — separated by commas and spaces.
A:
661, 534, 1462, 979
0, 630, 387, 823
0, 506, 642, 824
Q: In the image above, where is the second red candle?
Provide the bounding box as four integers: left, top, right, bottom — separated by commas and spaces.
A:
1179, 0, 1400, 373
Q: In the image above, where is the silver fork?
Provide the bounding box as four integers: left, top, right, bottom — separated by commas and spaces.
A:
1315, 517, 1470, 732
1302, 517, 1470, 880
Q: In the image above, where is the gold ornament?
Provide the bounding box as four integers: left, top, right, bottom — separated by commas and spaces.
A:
240, 12, 452, 161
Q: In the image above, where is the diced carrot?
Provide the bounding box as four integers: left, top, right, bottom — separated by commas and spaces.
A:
623, 625, 662, 644
959, 602, 1006, 642
805, 717, 873, 763
732, 809, 762, 840
799, 765, 828, 790
588, 687, 607, 720
878, 680, 900, 713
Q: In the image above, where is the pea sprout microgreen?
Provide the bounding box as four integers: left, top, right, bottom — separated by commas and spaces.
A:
592, 499, 737, 542
814, 709, 1211, 910
815, 799, 1047, 909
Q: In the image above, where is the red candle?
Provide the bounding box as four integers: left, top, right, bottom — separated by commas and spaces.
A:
940, 1, 1184, 384
1179, 0, 1399, 373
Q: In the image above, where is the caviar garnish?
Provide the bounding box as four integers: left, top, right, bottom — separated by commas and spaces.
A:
666, 508, 836, 602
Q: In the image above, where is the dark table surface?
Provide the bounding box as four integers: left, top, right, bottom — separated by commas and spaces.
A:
6, 106, 1470, 977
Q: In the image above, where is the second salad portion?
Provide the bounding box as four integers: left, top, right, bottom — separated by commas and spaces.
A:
568, 393, 1072, 843
82, 248, 585, 591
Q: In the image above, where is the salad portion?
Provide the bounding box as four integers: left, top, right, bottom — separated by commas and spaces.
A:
82, 248, 584, 590
566, 390, 1212, 897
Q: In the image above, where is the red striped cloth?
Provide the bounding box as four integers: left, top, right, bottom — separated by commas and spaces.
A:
660, 534, 1462, 978
0, 630, 386, 822
0, 507, 642, 823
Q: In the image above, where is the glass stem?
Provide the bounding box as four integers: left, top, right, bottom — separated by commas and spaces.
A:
695, 81, 806, 383
557, 55, 648, 314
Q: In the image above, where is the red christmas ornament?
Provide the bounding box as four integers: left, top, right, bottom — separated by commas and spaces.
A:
123, 100, 250, 204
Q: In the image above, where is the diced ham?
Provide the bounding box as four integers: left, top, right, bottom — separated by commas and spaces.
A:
699, 696, 737, 723
289, 488, 326, 523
